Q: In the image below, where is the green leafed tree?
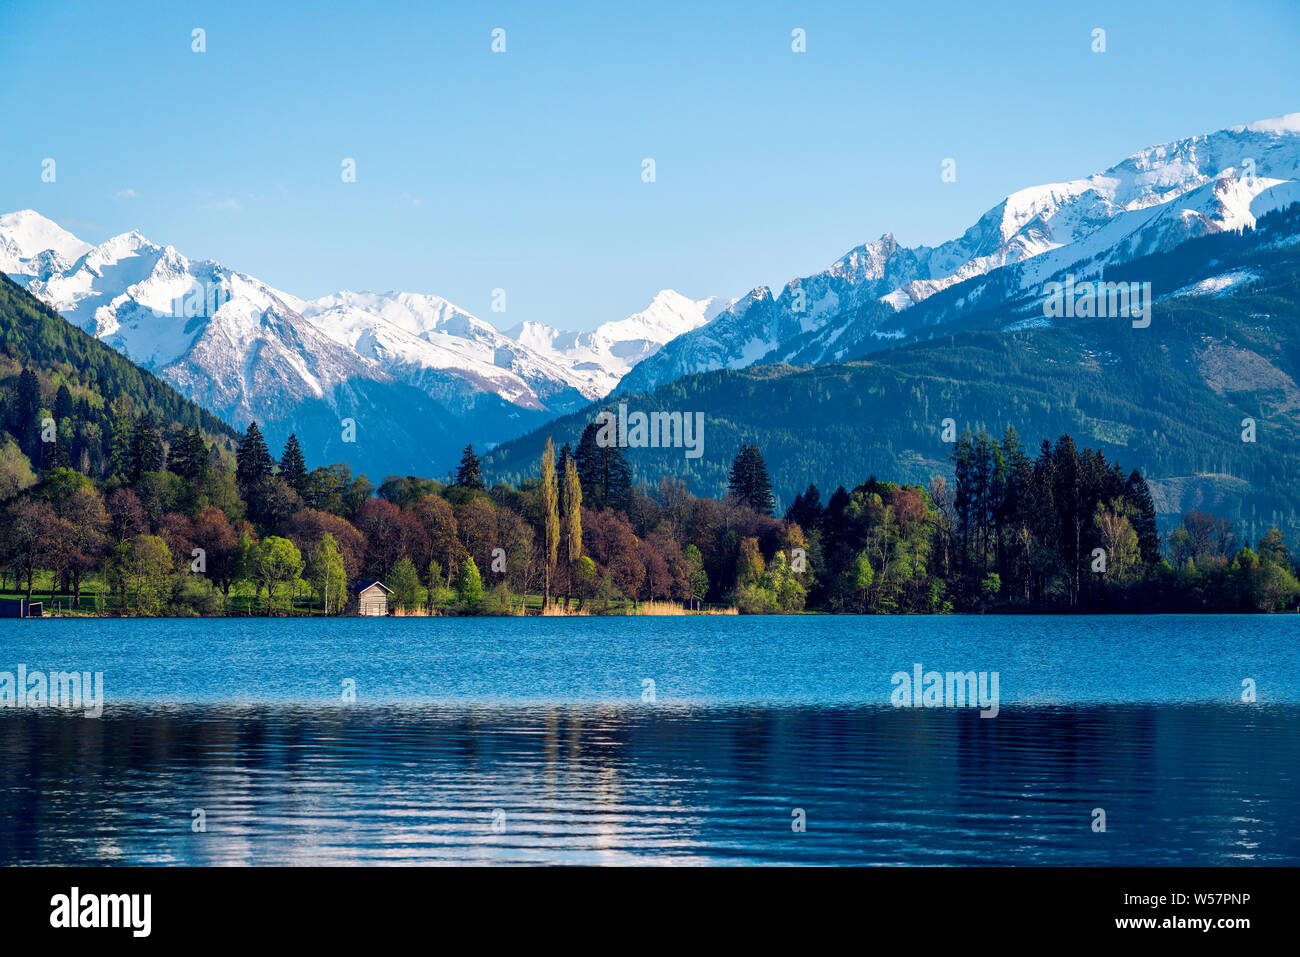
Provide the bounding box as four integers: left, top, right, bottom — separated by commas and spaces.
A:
735, 536, 764, 588
305, 533, 348, 615
455, 556, 484, 613
684, 544, 709, 609
540, 437, 560, 606
388, 556, 421, 611
106, 534, 174, 615
851, 550, 874, 612
562, 453, 582, 606
252, 535, 304, 614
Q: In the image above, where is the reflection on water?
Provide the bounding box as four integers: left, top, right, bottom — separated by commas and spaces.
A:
2, 703, 1297, 865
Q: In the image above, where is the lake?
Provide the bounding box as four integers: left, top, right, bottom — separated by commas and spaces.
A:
1, 614, 1297, 865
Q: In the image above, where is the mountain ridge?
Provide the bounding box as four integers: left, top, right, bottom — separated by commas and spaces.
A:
618, 112, 1300, 394
0, 211, 722, 477
484, 200, 1300, 542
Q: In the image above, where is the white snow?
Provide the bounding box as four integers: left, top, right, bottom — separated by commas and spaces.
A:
502, 289, 734, 397
0, 210, 729, 429
624, 111, 1300, 391
1167, 269, 1261, 299
0, 210, 92, 273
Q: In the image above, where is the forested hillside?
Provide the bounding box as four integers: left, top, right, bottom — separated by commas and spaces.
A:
0, 273, 238, 494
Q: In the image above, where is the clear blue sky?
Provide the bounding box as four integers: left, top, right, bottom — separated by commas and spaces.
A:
3, 0, 1297, 330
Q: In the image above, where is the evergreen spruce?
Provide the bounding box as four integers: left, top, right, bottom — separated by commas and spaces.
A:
574, 421, 631, 510
14, 368, 40, 459
1125, 469, 1161, 564
727, 444, 775, 515
454, 444, 485, 489
129, 415, 164, 479
785, 483, 824, 529
170, 427, 209, 482
235, 421, 273, 492
280, 433, 308, 495
54, 383, 74, 422
574, 423, 602, 504
108, 401, 134, 483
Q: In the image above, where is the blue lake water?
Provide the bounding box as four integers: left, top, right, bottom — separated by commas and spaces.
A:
0, 615, 1296, 865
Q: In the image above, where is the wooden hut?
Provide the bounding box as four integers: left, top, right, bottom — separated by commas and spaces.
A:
352, 581, 392, 617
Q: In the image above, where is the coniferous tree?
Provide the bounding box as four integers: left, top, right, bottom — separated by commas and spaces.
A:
575, 423, 602, 504
575, 421, 630, 511
14, 367, 40, 458
235, 421, 273, 492
600, 439, 632, 510
785, 483, 824, 530
279, 433, 308, 496
727, 444, 775, 515
170, 427, 209, 482
454, 444, 485, 489
128, 415, 164, 480
1125, 469, 1161, 565
107, 400, 134, 483
822, 485, 852, 548
45, 435, 71, 471
1050, 435, 1085, 606
54, 384, 74, 423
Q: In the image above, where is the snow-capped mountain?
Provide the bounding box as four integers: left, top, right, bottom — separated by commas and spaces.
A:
4, 217, 379, 415
300, 290, 589, 413
505, 289, 733, 396
620, 112, 1300, 393
0, 210, 717, 476
7, 113, 1299, 477
0, 209, 92, 276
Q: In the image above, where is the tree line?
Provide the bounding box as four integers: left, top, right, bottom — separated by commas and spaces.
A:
1, 404, 1297, 615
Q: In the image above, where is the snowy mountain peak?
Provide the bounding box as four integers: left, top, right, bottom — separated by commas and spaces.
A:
502, 289, 737, 398
620, 112, 1300, 394
0, 210, 92, 271
1241, 112, 1300, 135
0, 211, 731, 449
305, 289, 493, 343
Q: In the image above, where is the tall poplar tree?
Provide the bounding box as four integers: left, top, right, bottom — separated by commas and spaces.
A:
562, 454, 582, 607
540, 437, 560, 606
